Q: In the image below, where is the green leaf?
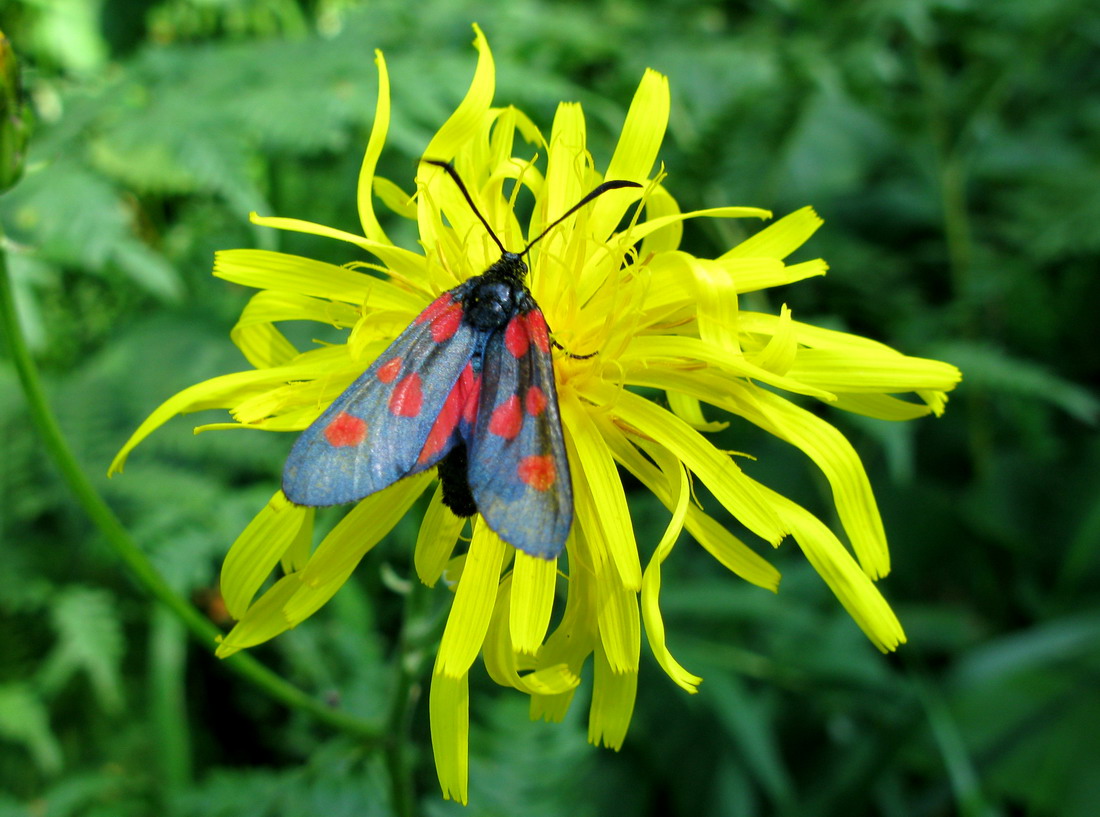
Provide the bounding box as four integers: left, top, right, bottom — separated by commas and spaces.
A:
38, 587, 125, 713
0, 682, 62, 775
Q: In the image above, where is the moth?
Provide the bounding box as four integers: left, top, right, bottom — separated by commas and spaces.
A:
282, 160, 640, 558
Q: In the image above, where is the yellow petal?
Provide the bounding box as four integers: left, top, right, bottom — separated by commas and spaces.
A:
604, 68, 668, 181
279, 504, 314, 574
372, 176, 417, 220
596, 415, 780, 591
588, 640, 637, 750
356, 50, 392, 244
722, 257, 828, 294
786, 348, 964, 393
831, 393, 936, 421
215, 575, 300, 657
766, 488, 906, 652
421, 24, 495, 163
638, 183, 683, 256
248, 214, 426, 282
748, 304, 796, 376
561, 393, 641, 590
569, 499, 640, 674
109, 367, 305, 474
214, 249, 428, 309
606, 388, 788, 546
284, 473, 432, 622
529, 554, 596, 722
691, 256, 741, 352
739, 387, 889, 578
683, 507, 781, 591
429, 667, 469, 804
628, 206, 772, 244
721, 205, 823, 260
639, 450, 702, 692
483, 574, 580, 695
620, 335, 834, 401
436, 519, 507, 678
220, 491, 309, 619
230, 290, 359, 369
414, 483, 466, 587
509, 552, 558, 655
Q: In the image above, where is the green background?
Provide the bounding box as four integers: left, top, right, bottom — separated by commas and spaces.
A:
1, 1, 1098, 815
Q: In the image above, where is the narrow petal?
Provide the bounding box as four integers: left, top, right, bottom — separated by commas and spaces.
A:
567, 451, 641, 674
483, 574, 580, 695
284, 473, 433, 623
767, 489, 906, 652
591, 67, 669, 242
562, 393, 641, 590
509, 552, 558, 655
628, 206, 772, 244
606, 388, 788, 546
215, 575, 300, 657
597, 417, 781, 590
429, 667, 469, 804
720, 205, 823, 260
230, 290, 359, 369
357, 50, 392, 244
621, 335, 835, 400
280, 505, 314, 574
638, 184, 683, 256
248, 214, 426, 281
691, 256, 742, 353
639, 450, 702, 692
605, 68, 669, 182
738, 388, 890, 578
588, 641, 638, 750
831, 393, 936, 420
748, 304, 796, 377
220, 491, 309, 619
421, 24, 495, 162
787, 348, 965, 393
414, 483, 466, 587
110, 367, 308, 474
725, 257, 828, 294
530, 553, 597, 722
437, 519, 507, 678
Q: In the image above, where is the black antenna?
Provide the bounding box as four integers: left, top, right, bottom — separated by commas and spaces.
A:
518, 179, 642, 257
422, 159, 641, 258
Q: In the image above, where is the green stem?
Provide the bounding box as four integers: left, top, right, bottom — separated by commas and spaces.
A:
0, 240, 383, 743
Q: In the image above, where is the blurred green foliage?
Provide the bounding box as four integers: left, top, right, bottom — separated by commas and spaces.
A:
1, 0, 1098, 815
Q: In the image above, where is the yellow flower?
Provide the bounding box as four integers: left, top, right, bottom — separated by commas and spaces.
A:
110, 25, 960, 804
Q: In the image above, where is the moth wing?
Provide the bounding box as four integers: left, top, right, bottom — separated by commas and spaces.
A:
283, 293, 477, 506
466, 308, 572, 558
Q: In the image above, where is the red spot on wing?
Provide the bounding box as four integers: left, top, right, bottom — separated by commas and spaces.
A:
525, 385, 548, 417
518, 455, 556, 491
415, 293, 454, 325
324, 412, 367, 447
389, 374, 423, 417
377, 357, 402, 383
525, 310, 551, 353
504, 316, 529, 358
488, 395, 523, 439
419, 364, 477, 464
430, 304, 463, 342
462, 373, 481, 425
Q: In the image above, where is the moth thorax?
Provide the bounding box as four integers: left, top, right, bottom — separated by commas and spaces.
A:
465, 279, 522, 329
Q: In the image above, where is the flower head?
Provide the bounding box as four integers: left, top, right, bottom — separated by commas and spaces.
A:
111, 25, 960, 803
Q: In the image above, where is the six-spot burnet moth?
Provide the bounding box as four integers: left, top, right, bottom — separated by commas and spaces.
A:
282, 160, 642, 559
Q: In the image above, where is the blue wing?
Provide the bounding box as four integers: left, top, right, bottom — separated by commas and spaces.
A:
466, 308, 572, 558
283, 292, 478, 506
